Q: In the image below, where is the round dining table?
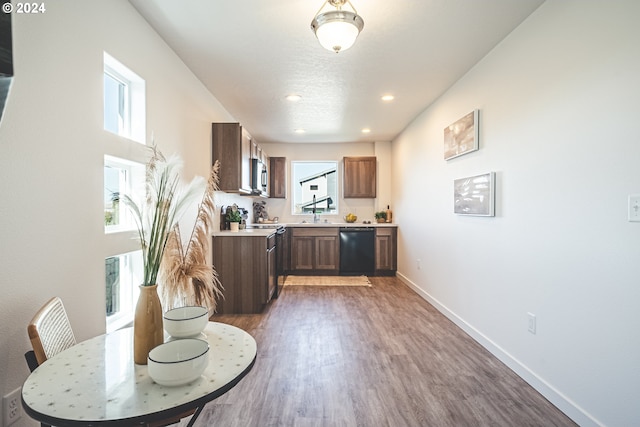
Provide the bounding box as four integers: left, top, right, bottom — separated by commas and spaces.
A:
22, 322, 257, 427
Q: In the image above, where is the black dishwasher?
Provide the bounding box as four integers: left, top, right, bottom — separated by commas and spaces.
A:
339, 227, 375, 275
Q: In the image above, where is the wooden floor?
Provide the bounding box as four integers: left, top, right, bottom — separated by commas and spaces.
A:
192, 276, 576, 427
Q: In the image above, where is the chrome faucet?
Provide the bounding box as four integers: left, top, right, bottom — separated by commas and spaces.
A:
312, 195, 319, 223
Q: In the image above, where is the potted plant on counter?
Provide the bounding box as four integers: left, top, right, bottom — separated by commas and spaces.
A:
226, 205, 242, 232
375, 211, 387, 223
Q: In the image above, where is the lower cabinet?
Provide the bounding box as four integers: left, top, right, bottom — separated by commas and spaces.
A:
290, 227, 339, 274
212, 233, 276, 314
375, 227, 397, 274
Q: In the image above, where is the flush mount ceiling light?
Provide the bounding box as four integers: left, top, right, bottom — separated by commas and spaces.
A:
311, 0, 364, 53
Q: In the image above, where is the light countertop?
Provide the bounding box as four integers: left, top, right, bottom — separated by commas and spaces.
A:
212, 222, 397, 237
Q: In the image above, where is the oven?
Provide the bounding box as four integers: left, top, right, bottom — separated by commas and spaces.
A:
274, 226, 287, 298
247, 224, 286, 298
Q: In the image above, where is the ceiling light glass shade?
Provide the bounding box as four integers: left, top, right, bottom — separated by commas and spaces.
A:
311, 8, 364, 53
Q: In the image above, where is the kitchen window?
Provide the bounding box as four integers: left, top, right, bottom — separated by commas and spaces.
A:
291, 161, 338, 215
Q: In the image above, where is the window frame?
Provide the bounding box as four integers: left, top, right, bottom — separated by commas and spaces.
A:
291, 160, 339, 216
105, 250, 143, 334
103, 52, 146, 144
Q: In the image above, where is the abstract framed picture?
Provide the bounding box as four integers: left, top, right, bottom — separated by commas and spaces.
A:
454, 172, 495, 216
444, 109, 479, 160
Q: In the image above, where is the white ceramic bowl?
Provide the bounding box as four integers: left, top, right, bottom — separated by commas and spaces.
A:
147, 339, 209, 386
163, 306, 209, 338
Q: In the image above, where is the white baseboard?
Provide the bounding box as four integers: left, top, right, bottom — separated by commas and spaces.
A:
395, 271, 603, 427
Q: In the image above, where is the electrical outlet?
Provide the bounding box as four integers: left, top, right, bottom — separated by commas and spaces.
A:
3, 388, 22, 426
527, 312, 536, 334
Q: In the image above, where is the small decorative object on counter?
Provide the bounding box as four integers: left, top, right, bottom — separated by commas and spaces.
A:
385, 205, 393, 223
345, 213, 357, 223
375, 211, 387, 223
253, 200, 269, 223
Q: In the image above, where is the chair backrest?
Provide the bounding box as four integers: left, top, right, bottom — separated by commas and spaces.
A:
27, 297, 77, 365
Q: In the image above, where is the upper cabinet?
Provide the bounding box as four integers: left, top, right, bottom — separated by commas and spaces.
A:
212, 123, 252, 194
212, 123, 272, 197
343, 156, 377, 198
269, 157, 287, 199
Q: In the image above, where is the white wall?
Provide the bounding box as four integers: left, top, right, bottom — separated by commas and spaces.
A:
392, 1, 640, 426
0, 2, 234, 425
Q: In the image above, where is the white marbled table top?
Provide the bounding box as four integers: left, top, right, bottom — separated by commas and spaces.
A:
22, 322, 256, 426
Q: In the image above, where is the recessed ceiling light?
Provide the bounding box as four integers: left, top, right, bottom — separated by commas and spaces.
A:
381, 94, 395, 102
286, 94, 302, 102
361, 128, 371, 133
294, 129, 306, 134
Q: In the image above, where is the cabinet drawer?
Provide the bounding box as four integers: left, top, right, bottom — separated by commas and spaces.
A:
376, 227, 394, 237
291, 227, 338, 237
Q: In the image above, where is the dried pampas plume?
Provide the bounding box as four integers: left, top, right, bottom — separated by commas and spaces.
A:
160, 160, 223, 315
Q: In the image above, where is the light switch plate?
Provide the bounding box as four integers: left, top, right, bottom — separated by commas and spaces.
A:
629, 195, 640, 222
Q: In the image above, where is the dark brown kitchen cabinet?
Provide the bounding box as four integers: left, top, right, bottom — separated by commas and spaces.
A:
290, 227, 339, 274
375, 227, 397, 274
211, 123, 252, 194
343, 156, 377, 198
269, 157, 287, 199
212, 233, 276, 314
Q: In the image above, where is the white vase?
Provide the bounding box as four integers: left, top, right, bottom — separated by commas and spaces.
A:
230, 222, 239, 232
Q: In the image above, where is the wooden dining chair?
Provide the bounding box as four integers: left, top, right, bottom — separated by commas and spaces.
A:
27, 296, 77, 366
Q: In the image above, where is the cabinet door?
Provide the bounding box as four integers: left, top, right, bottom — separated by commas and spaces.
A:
213, 235, 266, 314
375, 228, 397, 272
211, 123, 252, 194
292, 236, 314, 270
269, 157, 286, 199
315, 236, 339, 271
344, 156, 377, 198
240, 130, 252, 193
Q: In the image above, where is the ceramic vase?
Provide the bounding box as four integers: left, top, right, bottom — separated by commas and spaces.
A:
230, 222, 240, 232
134, 284, 164, 364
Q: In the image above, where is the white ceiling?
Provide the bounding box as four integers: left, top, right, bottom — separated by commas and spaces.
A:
129, 0, 544, 144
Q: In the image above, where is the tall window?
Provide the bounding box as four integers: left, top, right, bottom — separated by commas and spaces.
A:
291, 161, 338, 215
104, 156, 145, 332
103, 52, 146, 332
103, 52, 145, 143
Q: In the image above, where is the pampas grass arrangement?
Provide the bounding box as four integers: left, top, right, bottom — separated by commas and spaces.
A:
159, 160, 224, 314
123, 143, 223, 314
122, 144, 202, 287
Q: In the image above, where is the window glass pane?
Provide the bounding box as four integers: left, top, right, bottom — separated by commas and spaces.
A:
104, 156, 143, 232
291, 161, 338, 215
105, 256, 120, 316
103, 72, 126, 135
106, 251, 142, 333
104, 164, 121, 227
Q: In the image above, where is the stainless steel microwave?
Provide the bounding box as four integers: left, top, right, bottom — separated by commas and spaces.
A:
251, 158, 267, 196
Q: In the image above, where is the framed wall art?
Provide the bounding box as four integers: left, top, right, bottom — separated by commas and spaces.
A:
453, 172, 495, 216
444, 109, 479, 160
